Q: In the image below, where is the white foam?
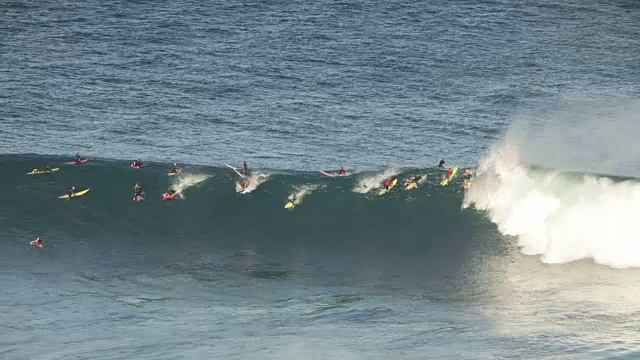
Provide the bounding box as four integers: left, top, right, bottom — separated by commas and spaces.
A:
352, 168, 400, 194
170, 173, 211, 198
464, 140, 640, 268
235, 172, 269, 194
287, 184, 320, 205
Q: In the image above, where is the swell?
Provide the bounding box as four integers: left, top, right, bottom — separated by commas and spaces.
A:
2, 155, 475, 247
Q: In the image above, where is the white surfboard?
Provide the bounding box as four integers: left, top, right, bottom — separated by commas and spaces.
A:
225, 163, 248, 179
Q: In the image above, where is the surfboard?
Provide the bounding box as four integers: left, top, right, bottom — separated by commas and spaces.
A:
405, 182, 417, 190
440, 167, 459, 186
27, 168, 60, 175
284, 194, 300, 209
58, 188, 90, 199
168, 170, 180, 176
463, 180, 473, 189
65, 159, 88, 165
319, 170, 338, 177
378, 178, 398, 196
225, 163, 248, 179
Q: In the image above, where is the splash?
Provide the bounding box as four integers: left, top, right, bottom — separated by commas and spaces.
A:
286, 184, 320, 206
402, 174, 427, 189
464, 130, 640, 268
170, 173, 211, 198
352, 168, 401, 194
235, 172, 269, 194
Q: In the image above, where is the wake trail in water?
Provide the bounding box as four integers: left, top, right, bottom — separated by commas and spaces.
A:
286, 184, 320, 207
235, 172, 269, 194
170, 173, 211, 199
353, 168, 401, 194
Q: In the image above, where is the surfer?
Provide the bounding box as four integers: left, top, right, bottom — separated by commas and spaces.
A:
438, 159, 445, 168
242, 161, 249, 177
463, 169, 472, 180
384, 178, 392, 190
131, 160, 144, 168
32, 165, 51, 173
30, 237, 43, 248
74, 152, 81, 163
339, 167, 346, 175
239, 179, 250, 191
409, 175, 422, 184
445, 169, 453, 179
68, 186, 77, 198
133, 183, 143, 197
170, 163, 179, 174
163, 189, 177, 200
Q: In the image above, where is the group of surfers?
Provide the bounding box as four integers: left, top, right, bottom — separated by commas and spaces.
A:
37, 154, 472, 199
372, 159, 473, 192
29, 156, 473, 246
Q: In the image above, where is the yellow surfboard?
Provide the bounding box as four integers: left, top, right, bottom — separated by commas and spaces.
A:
58, 188, 90, 199
404, 182, 417, 190
379, 178, 398, 196
440, 167, 459, 186
284, 198, 300, 209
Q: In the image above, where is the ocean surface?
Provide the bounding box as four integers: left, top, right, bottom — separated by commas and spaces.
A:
2, 0, 640, 359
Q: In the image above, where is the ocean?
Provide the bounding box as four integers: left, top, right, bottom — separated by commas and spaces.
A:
2, 0, 640, 359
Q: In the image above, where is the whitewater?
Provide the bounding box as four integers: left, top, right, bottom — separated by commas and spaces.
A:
464, 99, 640, 268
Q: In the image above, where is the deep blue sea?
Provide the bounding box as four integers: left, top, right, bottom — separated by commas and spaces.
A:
2, 0, 640, 359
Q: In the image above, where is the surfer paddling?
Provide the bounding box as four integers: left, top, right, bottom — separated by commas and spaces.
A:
30, 237, 43, 248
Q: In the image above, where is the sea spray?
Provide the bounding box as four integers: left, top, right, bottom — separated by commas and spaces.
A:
353, 168, 401, 194
464, 139, 640, 268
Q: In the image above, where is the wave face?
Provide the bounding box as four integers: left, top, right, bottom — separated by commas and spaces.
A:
2, 155, 477, 257
464, 102, 640, 268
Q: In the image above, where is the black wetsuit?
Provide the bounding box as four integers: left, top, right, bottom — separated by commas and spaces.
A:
438, 160, 445, 168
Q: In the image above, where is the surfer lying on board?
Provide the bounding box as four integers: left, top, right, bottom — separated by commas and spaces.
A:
33, 166, 52, 173
406, 175, 422, 185
131, 160, 144, 168
438, 159, 445, 168
30, 237, 43, 248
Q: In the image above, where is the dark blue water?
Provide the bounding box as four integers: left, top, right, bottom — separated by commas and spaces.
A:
2, 0, 640, 358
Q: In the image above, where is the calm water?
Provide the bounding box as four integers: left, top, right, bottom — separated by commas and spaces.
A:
2, 0, 640, 359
